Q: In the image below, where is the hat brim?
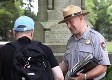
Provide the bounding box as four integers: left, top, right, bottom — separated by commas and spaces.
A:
58, 12, 90, 24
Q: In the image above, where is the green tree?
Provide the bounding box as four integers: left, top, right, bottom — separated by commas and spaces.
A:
21, 0, 37, 21
0, 9, 13, 40
0, 1, 24, 40
85, 0, 112, 41
0, 0, 37, 41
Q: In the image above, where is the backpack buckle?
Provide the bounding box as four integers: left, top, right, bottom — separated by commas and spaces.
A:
24, 57, 31, 68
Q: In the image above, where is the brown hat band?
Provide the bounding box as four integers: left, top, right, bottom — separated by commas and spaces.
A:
64, 12, 83, 20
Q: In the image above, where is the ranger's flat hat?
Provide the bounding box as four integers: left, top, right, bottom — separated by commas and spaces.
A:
58, 5, 90, 24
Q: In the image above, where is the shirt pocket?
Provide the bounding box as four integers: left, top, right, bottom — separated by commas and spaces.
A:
65, 47, 72, 60
78, 44, 93, 59
64, 46, 73, 70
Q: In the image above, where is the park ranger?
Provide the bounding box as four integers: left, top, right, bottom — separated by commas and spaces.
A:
59, 5, 110, 80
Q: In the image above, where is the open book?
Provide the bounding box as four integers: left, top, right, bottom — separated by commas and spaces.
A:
69, 54, 99, 77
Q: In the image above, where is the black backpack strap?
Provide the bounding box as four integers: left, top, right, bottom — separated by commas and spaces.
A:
31, 41, 44, 53
6, 41, 21, 50
31, 41, 53, 80
6, 42, 23, 80
7, 41, 45, 56
31, 41, 49, 60
7, 41, 48, 59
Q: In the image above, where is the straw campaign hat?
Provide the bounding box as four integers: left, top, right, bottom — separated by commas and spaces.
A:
58, 5, 90, 24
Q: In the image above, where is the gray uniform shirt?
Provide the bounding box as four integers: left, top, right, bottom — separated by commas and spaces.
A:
63, 26, 110, 80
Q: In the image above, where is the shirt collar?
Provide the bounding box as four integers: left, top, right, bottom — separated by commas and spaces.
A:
82, 26, 91, 40
72, 25, 91, 40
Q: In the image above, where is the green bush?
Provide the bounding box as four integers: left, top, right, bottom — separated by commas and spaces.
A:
101, 65, 112, 80
107, 42, 112, 53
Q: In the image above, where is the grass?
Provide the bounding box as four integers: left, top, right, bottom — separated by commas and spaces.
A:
107, 42, 112, 53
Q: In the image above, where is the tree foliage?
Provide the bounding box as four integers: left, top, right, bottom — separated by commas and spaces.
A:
0, 0, 37, 41
21, 0, 37, 21
85, 0, 112, 41
0, 1, 24, 40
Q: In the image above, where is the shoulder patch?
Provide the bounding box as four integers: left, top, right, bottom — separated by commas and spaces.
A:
101, 42, 106, 50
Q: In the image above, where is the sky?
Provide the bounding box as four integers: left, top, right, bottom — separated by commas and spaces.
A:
22, 0, 38, 15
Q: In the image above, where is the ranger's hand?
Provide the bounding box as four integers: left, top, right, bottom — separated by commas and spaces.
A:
70, 72, 85, 80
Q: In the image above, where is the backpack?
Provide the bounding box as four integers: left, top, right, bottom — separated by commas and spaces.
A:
7, 41, 53, 80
